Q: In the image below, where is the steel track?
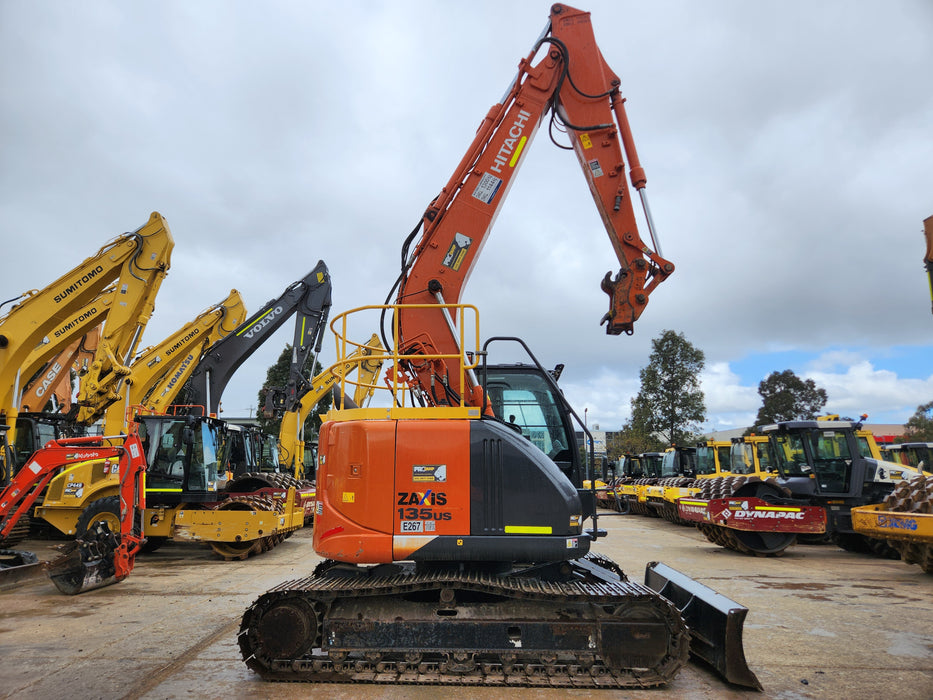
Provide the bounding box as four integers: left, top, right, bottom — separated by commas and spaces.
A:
238, 553, 690, 688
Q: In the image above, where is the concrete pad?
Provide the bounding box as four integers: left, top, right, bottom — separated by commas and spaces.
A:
1, 516, 931, 700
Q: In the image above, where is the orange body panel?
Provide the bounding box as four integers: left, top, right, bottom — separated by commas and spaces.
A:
314, 420, 396, 562
392, 420, 471, 558
314, 418, 472, 563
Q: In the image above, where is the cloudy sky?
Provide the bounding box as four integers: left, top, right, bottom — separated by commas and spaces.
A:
2, 1, 931, 432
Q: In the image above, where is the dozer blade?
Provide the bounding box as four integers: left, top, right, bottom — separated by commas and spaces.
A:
0, 549, 44, 590
44, 524, 123, 595
645, 561, 762, 691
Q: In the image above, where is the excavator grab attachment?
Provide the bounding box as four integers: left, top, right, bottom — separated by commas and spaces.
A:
645, 562, 762, 690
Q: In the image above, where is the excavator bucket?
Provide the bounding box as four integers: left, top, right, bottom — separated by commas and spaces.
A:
45, 522, 124, 595
645, 561, 762, 690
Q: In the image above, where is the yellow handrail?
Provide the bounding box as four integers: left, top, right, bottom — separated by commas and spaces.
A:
326, 303, 481, 416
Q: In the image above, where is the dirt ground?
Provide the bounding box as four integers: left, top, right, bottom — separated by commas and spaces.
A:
1, 511, 932, 700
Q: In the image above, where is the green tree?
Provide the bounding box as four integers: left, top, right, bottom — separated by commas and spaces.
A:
629, 330, 706, 447
903, 400, 933, 441
610, 422, 666, 456
753, 370, 828, 425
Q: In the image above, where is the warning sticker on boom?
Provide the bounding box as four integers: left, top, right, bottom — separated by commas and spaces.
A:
472, 172, 503, 204
442, 233, 472, 271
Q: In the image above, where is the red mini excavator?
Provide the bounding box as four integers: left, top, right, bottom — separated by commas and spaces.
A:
0, 431, 146, 594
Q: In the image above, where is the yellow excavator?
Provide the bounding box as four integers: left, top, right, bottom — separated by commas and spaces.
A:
34, 262, 335, 562
31, 289, 248, 541
849, 216, 933, 573
0, 212, 173, 461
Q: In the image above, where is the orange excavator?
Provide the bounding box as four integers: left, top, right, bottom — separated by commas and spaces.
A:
19, 327, 101, 414
239, 4, 757, 690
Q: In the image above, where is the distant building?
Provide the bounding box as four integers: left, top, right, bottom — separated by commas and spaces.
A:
575, 429, 607, 458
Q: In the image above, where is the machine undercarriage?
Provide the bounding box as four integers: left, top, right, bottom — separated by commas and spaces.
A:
239, 553, 693, 688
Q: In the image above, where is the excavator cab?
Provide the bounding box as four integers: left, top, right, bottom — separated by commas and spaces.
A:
483, 364, 583, 484
479, 337, 598, 528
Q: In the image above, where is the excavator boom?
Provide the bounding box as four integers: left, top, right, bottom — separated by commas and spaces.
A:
184, 261, 332, 416
393, 4, 672, 406
100, 289, 247, 434
924, 215, 932, 315
0, 212, 173, 447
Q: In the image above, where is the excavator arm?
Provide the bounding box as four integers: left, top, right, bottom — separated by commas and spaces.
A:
393, 4, 673, 407
100, 289, 248, 434
74, 216, 174, 423
275, 333, 384, 478
184, 261, 332, 416
0, 212, 173, 446
924, 215, 932, 315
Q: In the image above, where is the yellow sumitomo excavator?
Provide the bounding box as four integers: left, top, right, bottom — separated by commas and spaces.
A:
0, 212, 173, 464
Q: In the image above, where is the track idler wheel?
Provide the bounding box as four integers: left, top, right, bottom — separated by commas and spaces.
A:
239, 592, 322, 674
